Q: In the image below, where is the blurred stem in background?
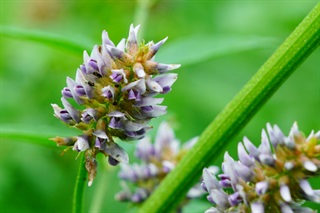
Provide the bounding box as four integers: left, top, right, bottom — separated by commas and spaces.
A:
134, 0, 158, 38
139, 3, 320, 212
88, 158, 110, 213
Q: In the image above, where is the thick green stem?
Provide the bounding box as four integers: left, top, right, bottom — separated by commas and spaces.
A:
72, 153, 87, 213
139, 3, 320, 213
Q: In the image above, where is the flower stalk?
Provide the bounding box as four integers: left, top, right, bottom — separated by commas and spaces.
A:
139, 3, 320, 212
72, 153, 87, 213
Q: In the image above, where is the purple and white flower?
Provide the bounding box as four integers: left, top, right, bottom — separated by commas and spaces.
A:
116, 122, 214, 210
51, 24, 180, 185
202, 122, 320, 212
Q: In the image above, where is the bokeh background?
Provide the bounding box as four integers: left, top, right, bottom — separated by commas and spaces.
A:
1, 1, 319, 212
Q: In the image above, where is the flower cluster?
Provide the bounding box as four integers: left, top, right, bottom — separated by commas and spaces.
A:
115, 122, 211, 210
50, 24, 179, 185
202, 122, 320, 213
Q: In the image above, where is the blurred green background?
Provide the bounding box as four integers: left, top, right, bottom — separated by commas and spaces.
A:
1, 1, 319, 212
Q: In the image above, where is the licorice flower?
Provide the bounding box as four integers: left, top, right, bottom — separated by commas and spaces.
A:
115, 122, 213, 210
202, 122, 320, 213
50, 24, 179, 186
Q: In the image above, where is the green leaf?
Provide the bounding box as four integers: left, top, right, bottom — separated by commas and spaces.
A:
157, 35, 278, 66
1, 128, 56, 148
139, 3, 320, 212
0, 26, 92, 53
1, 125, 79, 148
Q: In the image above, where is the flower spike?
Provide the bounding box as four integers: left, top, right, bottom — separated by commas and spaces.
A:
202, 122, 320, 212
51, 25, 180, 185
115, 122, 217, 211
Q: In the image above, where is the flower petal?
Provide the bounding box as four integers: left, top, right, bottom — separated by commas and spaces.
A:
237, 142, 254, 167
104, 142, 129, 164
250, 202, 264, 213
156, 63, 181, 73
61, 97, 80, 123
66, 77, 83, 104
280, 184, 292, 202
303, 160, 318, 172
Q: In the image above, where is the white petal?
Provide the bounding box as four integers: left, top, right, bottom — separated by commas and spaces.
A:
83, 50, 90, 63
155, 122, 175, 151
51, 104, 62, 118
104, 143, 129, 163
116, 38, 126, 52
300, 179, 314, 196
146, 78, 163, 93
243, 136, 260, 159
156, 63, 181, 73
303, 160, 317, 172
238, 142, 254, 167
281, 203, 293, 213
61, 97, 80, 123
121, 79, 146, 93
66, 77, 83, 105
151, 36, 168, 52
250, 202, 264, 213
259, 129, 271, 154
153, 73, 178, 87
289, 122, 300, 138
284, 162, 295, 170
147, 163, 158, 177
204, 207, 219, 213
135, 97, 164, 107
76, 136, 89, 151
122, 120, 147, 131
162, 160, 175, 172
93, 130, 108, 139
102, 30, 115, 46
280, 184, 292, 202
107, 111, 125, 117
134, 67, 146, 78
202, 168, 220, 190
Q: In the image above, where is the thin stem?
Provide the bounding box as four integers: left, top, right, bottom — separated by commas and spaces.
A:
88, 159, 109, 213
139, 3, 320, 213
72, 153, 87, 213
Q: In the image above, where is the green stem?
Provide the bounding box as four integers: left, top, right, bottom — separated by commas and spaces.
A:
88, 159, 109, 213
139, 3, 320, 213
73, 153, 87, 213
